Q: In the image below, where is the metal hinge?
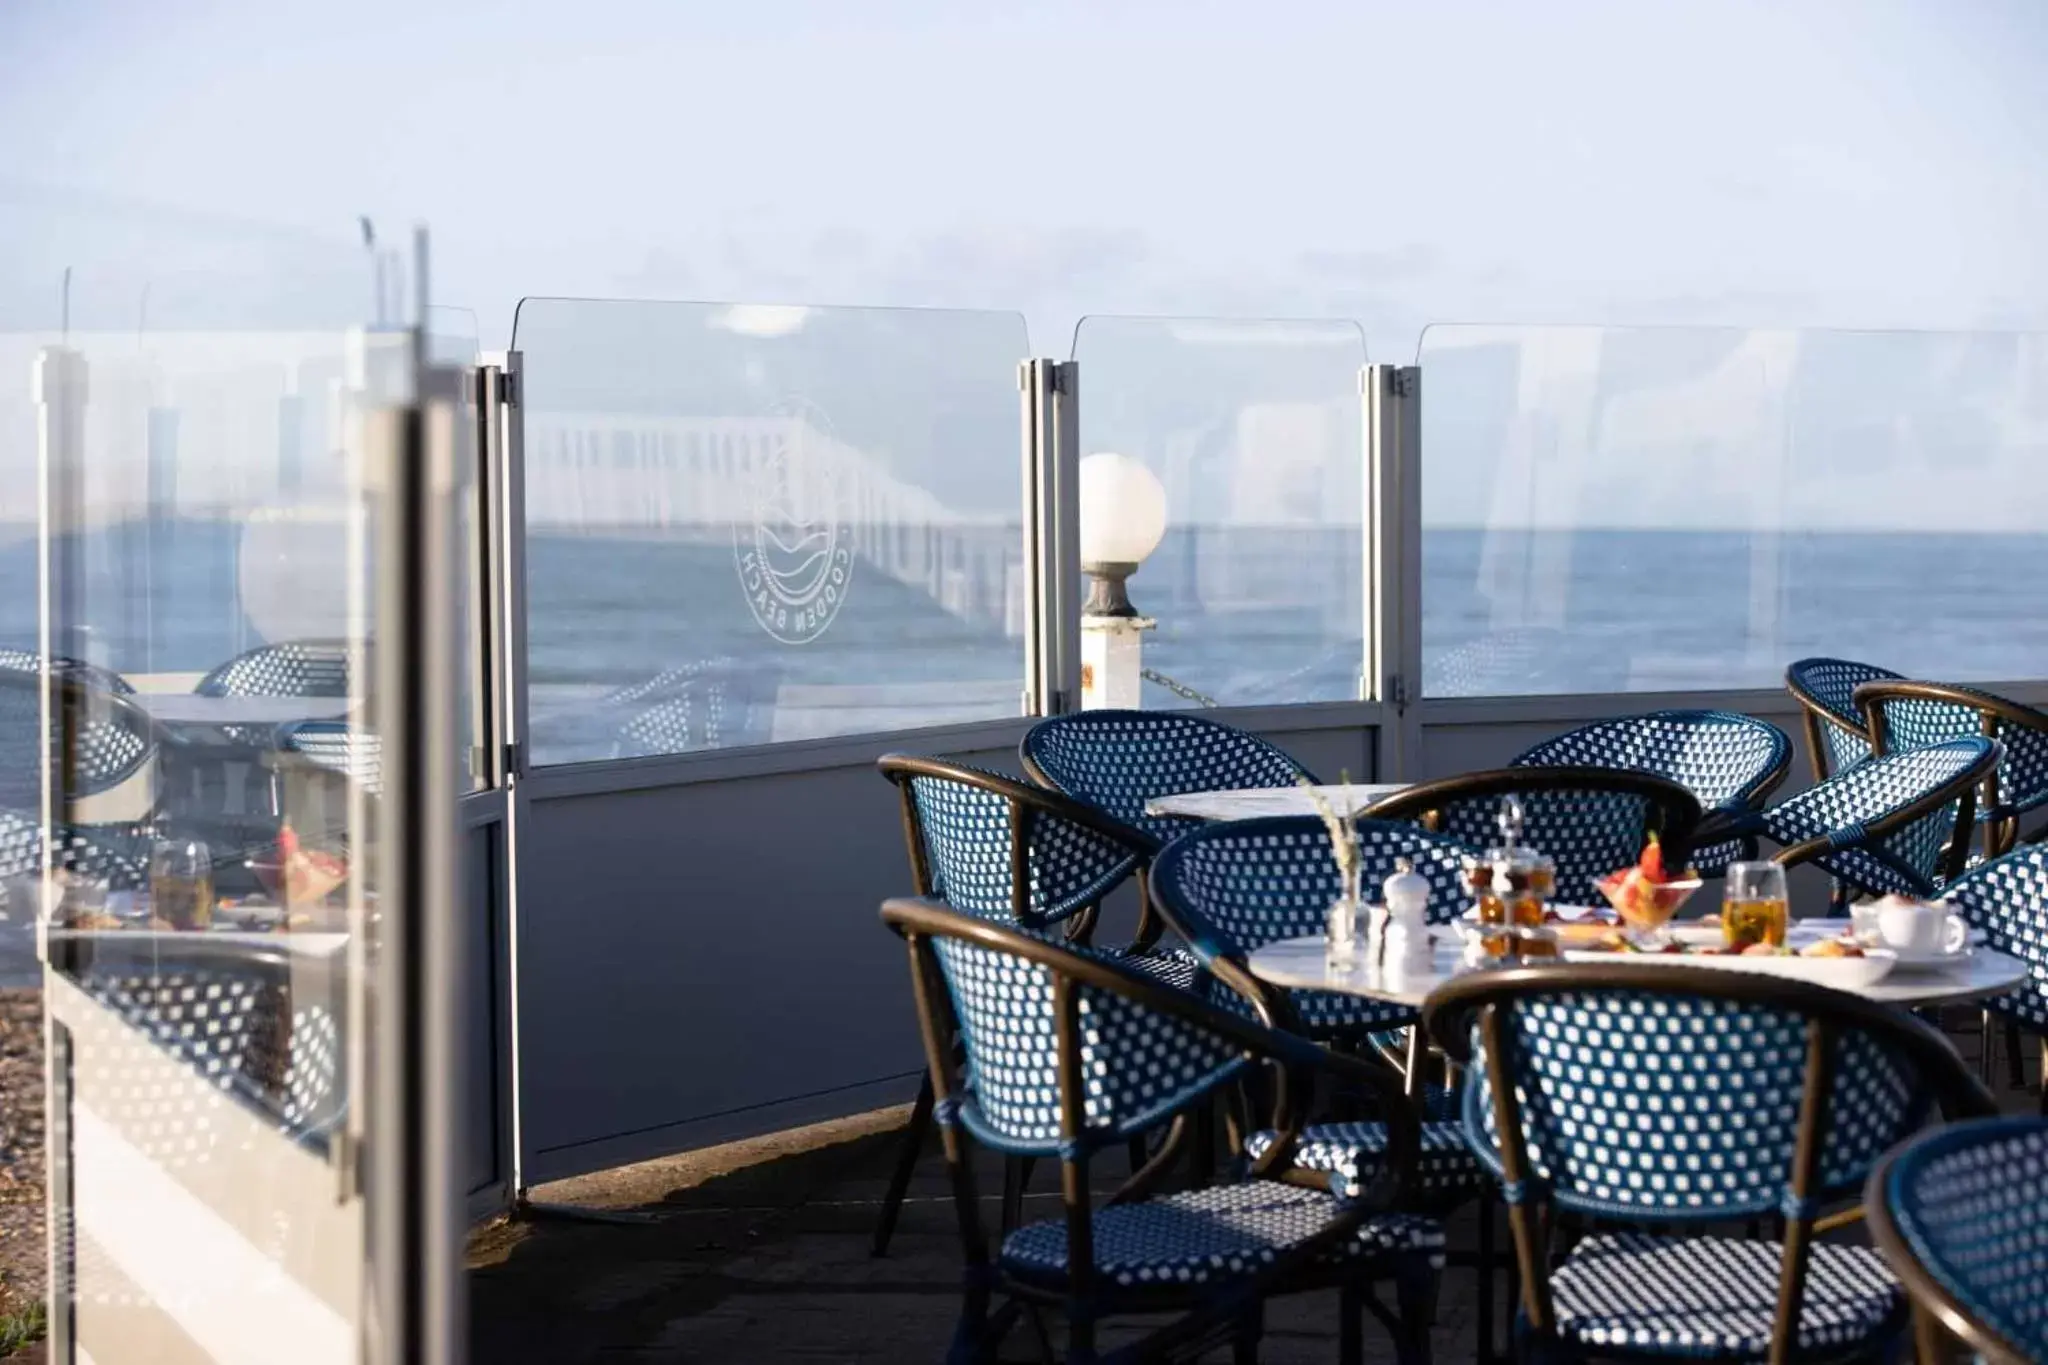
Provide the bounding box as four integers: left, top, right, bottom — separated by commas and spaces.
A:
503, 740, 526, 780
498, 370, 520, 408
1390, 674, 1410, 709
1389, 368, 1417, 399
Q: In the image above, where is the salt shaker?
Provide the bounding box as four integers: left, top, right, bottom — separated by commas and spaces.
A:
1381, 857, 1434, 973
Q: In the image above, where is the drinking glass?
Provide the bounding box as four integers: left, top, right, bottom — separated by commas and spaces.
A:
150, 839, 214, 931
1722, 861, 1788, 950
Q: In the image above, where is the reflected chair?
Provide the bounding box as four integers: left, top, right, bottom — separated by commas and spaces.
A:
196, 638, 355, 710
883, 897, 1444, 1365
1511, 710, 1791, 876
1932, 844, 2048, 1103
0, 647, 134, 695
276, 720, 383, 794
1020, 710, 1316, 846
0, 807, 149, 889
1425, 961, 1996, 1365
603, 657, 780, 757
0, 669, 159, 821
1785, 656, 1901, 782
1363, 768, 1702, 907
873, 754, 1195, 1258
1867, 1116, 2048, 1365
1856, 679, 2048, 859
1705, 737, 2000, 904
1151, 815, 1506, 1359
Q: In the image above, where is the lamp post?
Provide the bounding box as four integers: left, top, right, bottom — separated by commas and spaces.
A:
1077, 452, 1167, 709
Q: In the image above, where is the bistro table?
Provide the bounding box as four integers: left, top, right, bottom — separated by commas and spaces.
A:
1146, 782, 1413, 823
1248, 923, 2031, 1010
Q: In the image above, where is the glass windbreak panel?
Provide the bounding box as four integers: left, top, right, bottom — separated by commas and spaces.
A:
2, 202, 394, 1361
1418, 325, 2048, 695
512, 299, 1031, 764
1071, 316, 1369, 708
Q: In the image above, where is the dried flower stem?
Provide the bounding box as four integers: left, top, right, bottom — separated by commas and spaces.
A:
1298, 771, 1361, 901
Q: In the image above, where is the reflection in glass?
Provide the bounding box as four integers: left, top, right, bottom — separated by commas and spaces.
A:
1072, 316, 1370, 708
1419, 325, 2048, 696
2, 204, 395, 1359
512, 299, 1031, 765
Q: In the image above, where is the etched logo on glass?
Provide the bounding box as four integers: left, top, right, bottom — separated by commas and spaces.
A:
734, 397, 854, 644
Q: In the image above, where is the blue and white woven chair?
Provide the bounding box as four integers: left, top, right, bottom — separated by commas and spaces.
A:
883, 897, 1445, 1365
0, 806, 148, 889
1785, 657, 1901, 782
0, 669, 159, 822
0, 647, 134, 695
1425, 961, 1997, 1365
874, 754, 1196, 1258
277, 721, 383, 796
1868, 1115, 2048, 1365
1020, 710, 1316, 847
1152, 815, 1507, 1358
1511, 711, 1791, 876
1705, 737, 2001, 905
1933, 844, 2048, 1102
1363, 767, 1702, 907
1856, 680, 2048, 860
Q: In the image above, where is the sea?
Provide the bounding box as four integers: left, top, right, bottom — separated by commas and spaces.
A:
3, 517, 2045, 768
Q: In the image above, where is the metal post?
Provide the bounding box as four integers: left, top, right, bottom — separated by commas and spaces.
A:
368, 359, 467, 1365
1365, 364, 1423, 779
1019, 359, 1082, 716
35, 342, 87, 1365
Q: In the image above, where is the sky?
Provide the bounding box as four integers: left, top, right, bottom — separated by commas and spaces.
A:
2, 0, 2045, 353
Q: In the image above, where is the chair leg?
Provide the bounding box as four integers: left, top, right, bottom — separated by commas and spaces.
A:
1980, 1010, 1996, 1086
1339, 1279, 1364, 1365
1189, 1096, 1217, 1190
1000, 1155, 1033, 1235
1477, 1189, 1497, 1365
1232, 1300, 1263, 1365
871, 1073, 934, 1257
1395, 1257, 1437, 1365
2009, 1019, 2027, 1090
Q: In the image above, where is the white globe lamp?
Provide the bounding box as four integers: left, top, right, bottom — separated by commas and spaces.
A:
1077, 452, 1167, 618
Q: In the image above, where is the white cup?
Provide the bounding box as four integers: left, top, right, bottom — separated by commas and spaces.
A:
1875, 899, 1967, 956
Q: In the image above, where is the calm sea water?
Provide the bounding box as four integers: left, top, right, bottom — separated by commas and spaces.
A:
3, 520, 2044, 762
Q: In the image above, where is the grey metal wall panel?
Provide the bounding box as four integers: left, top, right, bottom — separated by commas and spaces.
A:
516, 733, 1026, 1183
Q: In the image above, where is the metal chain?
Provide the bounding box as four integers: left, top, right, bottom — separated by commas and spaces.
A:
1141, 668, 1220, 709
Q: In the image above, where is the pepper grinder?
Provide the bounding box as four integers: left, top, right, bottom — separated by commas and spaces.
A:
1380, 857, 1433, 973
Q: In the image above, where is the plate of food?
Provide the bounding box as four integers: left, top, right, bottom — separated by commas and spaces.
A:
1564, 933, 1897, 989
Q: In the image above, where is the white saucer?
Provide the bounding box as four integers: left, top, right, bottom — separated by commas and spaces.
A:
1877, 941, 1975, 970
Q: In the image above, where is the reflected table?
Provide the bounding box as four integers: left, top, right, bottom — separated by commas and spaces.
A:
129, 694, 353, 727
1247, 930, 2031, 1009
1146, 782, 1412, 823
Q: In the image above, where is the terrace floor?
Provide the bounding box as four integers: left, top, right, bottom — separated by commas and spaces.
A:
466, 1104, 1495, 1364
467, 1020, 2043, 1364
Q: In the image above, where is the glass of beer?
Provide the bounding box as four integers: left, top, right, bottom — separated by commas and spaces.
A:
1723, 861, 1788, 950
150, 838, 214, 931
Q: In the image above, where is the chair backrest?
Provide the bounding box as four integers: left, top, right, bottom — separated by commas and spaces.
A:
1858, 680, 2048, 853
0, 669, 156, 809
1020, 711, 1316, 845
196, 639, 355, 698
1512, 710, 1791, 815
1785, 656, 1901, 780
1868, 1116, 2048, 1365
1150, 815, 1470, 1032
1426, 963, 1995, 1356
1934, 844, 2048, 1029
1762, 737, 1999, 897
878, 755, 1156, 934
1364, 767, 1702, 906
